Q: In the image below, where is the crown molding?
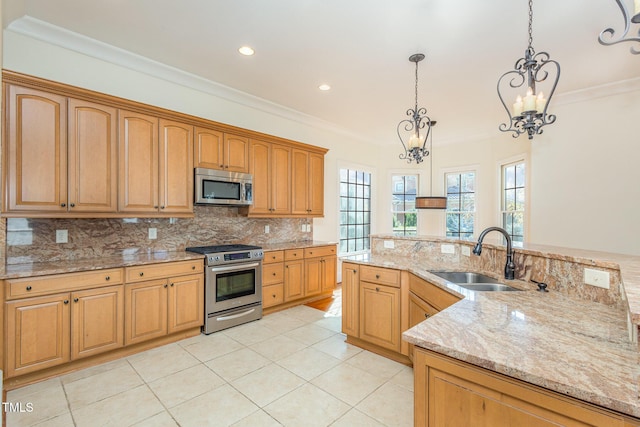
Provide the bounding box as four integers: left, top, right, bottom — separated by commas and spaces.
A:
7, 16, 376, 145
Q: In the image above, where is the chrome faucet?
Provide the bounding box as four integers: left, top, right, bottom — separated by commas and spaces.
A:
472, 227, 516, 280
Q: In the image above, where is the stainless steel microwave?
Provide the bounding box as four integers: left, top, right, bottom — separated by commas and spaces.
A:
194, 168, 253, 206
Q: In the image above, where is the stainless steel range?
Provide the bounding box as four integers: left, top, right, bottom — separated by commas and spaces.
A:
186, 244, 263, 334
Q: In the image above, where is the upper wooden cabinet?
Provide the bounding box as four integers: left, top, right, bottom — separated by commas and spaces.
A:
119, 113, 193, 214
194, 127, 248, 173
291, 149, 324, 216
4, 86, 119, 214
247, 139, 291, 216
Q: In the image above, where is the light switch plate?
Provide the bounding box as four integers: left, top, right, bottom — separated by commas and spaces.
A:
148, 228, 157, 240
265, 225, 270, 234
441, 244, 455, 254
461, 246, 471, 257
584, 268, 610, 289
383, 240, 395, 249
56, 230, 68, 244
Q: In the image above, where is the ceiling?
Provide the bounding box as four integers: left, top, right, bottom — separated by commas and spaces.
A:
3, 0, 640, 146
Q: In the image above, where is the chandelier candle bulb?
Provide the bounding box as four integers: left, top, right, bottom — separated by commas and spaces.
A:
513, 95, 524, 116
636, 0, 640, 14
535, 92, 546, 112
523, 87, 537, 112
409, 134, 422, 149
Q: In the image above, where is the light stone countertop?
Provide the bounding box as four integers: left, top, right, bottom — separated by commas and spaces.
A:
259, 240, 337, 252
342, 253, 640, 419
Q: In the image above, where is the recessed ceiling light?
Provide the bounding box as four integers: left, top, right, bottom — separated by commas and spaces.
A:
318, 84, 331, 91
238, 46, 255, 56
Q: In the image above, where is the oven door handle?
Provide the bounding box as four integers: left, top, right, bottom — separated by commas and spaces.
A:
215, 308, 256, 321
209, 262, 261, 273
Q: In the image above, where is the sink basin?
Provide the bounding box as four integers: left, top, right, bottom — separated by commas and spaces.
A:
429, 271, 499, 284
457, 283, 521, 292
429, 271, 522, 291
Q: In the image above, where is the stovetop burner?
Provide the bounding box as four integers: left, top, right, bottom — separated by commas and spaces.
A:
185, 244, 262, 255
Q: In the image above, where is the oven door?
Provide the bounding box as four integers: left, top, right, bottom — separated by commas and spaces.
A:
206, 262, 262, 313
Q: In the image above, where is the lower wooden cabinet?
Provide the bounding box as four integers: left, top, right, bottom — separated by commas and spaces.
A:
284, 259, 305, 302
414, 348, 638, 427
5, 285, 124, 377
263, 252, 285, 308
359, 282, 401, 352
341, 263, 360, 336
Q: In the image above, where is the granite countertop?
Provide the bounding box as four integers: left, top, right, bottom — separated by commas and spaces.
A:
260, 240, 337, 252
343, 253, 640, 419
0, 251, 205, 280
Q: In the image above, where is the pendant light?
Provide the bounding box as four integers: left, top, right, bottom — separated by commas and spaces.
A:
598, 0, 640, 54
398, 53, 435, 163
497, 0, 560, 140
415, 123, 447, 210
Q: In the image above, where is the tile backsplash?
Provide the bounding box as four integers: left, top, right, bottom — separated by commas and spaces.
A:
4, 206, 310, 264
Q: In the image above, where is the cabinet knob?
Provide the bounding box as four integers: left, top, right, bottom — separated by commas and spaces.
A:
375, 274, 380, 279
272, 294, 276, 298
63, 299, 69, 304
192, 265, 196, 270
273, 272, 276, 276
74, 297, 79, 303
139, 272, 144, 277
160, 206, 165, 209
105, 276, 110, 281
352, 270, 357, 274
219, 164, 224, 168
272, 256, 276, 259
164, 284, 168, 288
61, 203, 66, 207
309, 252, 313, 255
375, 287, 380, 292
170, 283, 174, 287
26, 285, 32, 291
425, 313, 430, 319
70, 203, 75, 208
154, 206, 159, 209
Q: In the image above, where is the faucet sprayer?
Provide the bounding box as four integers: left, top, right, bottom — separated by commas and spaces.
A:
473, 227, 516, 280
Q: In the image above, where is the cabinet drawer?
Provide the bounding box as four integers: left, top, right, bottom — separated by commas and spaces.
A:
409, 273, 461, 311
263, 263, 284, 285
125, 260, 204, 283
304, 245, 336, 258
262, 284, 284, 308
360, 266, 400, 288
6, 268, 124, 300
284, 249, 303, 261
264, 250, 285, 264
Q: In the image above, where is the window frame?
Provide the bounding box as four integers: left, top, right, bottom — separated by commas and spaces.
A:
500, 157, 527, 246
391, 174, 419, 236
444, 170, 477, 240
338, 168, 372, 255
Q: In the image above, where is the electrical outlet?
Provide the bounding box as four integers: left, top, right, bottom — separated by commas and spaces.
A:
264, 225, 270, 234
441, 244, 455, 254
306, 224, 312, 232
383, 240, 395, 249
461, 246, 471, 257
148, 228, 157, 240
301, 224, 306, 232
56, 230, 68, 244
584, 268, 610, 289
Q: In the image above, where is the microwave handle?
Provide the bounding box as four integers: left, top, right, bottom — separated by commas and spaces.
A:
240, 183, 245, 202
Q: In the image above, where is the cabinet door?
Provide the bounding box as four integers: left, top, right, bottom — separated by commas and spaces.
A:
248, 139, 271, 215
167, 274, 204, 334
341, 263, 359, 337
284, 260, 305, 302
194, 126, 224, 170
6, 294, 71, 377
224, 133, 249, 172
159, 119, 193, 214
290, 149, 309, 215
271, 144, 291, 215
118, 110, 159, 212
409, 292, 439, 327
71, 285, 124, 359
125, 279, 168, 345
321, 256, 337, 292
308, 152, 324, 216
305, 258, 322, 297
68, 98, 118, 213
5, 85, 67, 212
359, 282, 400, 352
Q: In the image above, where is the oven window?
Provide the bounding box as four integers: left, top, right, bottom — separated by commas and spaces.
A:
202, 179, 241, 201
216, 269, 256, 301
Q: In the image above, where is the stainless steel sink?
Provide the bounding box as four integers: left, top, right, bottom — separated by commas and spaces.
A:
429, 271, 522, 291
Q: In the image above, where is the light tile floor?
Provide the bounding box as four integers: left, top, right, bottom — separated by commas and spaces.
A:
6, 305, 414, 427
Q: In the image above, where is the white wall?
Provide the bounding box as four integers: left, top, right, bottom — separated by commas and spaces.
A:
529, 85, 640, 256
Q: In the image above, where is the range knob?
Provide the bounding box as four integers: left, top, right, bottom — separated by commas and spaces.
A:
214, 255, 221, 262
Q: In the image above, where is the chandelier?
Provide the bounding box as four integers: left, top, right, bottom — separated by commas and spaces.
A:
598, 0, 640, 54
497, 0, 560, 140
398, 53, 435, 163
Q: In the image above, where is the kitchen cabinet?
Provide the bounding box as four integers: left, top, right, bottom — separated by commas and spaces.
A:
4, 269, 124, 377
247, 139, 291, 216
413, 347, 637, 427
193, 126, 249, 173
119, 113, 193, 214
262, 250, 285, 309
4, 86, 118, 214
284, 249, 305, 302
341, 263, 360, 337
124, 260, 203, 345
360, 280, 401, 353
304, 246, 337, 296
291, 149, 324, 216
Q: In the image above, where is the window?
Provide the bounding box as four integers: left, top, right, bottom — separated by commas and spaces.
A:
339, 169, 371, 254
391, 175, 418, 236
445, 171, 476, 240
501, 161, 525, 245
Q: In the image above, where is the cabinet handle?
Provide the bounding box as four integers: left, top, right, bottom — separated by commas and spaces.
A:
164, 284, 168, 288
272, 294, 276, 298
161, 206, 165, 209
70, 203, 75, 208
74, 297, 79, 303
139, 272, 144, 277
375, 287, 380, 292
170, 283, 174, 287
272, 256, 277, 259
61, 203, 66, 207
26, 285, 32, 291
425, 313, 430, 319
105, 276, 110, 281
192, 265, 196, 270
273, 272, 277, 276
154, 206, 159, 209
352, 269, 357, 274
63, 299, 69, 304
309, 252, 313, 255
375, 274, 380, 279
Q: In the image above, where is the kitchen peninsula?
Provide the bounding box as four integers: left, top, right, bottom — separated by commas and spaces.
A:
342, 234, 640, 425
